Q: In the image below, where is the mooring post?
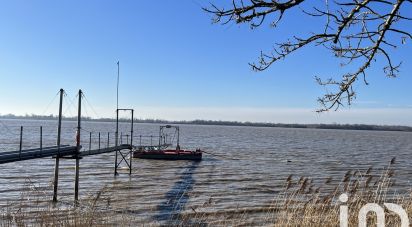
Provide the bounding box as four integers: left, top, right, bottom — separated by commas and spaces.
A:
19, 126, 23, 159
53, 88, 64, 203
177, 126, 180, 149
107, 132, 110, 148
129, 109, 134, 175
98, 132, 101, 150
89, 132, 92, 151
40, 126, 43, 152
74, 89, 82, 203
158, 128, 161, 149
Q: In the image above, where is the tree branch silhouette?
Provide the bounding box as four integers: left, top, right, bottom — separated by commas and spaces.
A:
204, 0, 411, 111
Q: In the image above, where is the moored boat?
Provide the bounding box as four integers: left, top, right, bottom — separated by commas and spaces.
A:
133, 148, 202, 161
132, 125, 202, 161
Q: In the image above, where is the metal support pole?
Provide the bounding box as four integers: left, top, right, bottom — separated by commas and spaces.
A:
53, 156, 60, 202
117, 61, 119, 114
98, 132, 101, 150
74, 89, 82, 203
115, 61, 119, 175
114, 109, 119, 176
129, 110, 134, 175
53, 88, 64, 203
19, 126, 23, 159
107, 132, 110, 148
159, 127, 161, 148
177, 127, 180, 148
40, 126, 43, 152
89, 132, 92, 151
130, 110, 134, 147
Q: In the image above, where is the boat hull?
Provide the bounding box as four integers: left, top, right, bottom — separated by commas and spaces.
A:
133, 150, 202, 161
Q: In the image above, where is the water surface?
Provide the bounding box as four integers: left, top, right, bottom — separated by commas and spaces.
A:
1, 119, 411, 224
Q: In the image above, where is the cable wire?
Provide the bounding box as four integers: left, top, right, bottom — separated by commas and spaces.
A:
62, 93, 78, 118
40, 90, 60, 116
82, 93, 101, 119
0, 120, 18, 136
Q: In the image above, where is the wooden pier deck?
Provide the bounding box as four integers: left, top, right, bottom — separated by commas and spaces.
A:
0, 145, 77, 164
0, 144, 135, 164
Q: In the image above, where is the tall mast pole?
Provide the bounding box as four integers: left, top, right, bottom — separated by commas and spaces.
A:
114, 61, 120, 175
74, 89, 82, 203
53, 88, 64, 203
117, 61, 119, 110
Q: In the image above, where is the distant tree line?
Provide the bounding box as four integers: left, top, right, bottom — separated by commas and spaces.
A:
1, 113, 411, 132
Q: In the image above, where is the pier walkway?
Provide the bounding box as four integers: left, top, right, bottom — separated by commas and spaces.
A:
0, 89, 164, 203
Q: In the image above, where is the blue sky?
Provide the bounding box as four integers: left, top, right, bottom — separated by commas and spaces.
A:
0, 1, 411, 125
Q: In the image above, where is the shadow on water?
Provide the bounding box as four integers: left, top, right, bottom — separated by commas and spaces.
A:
153, 161, 200, 224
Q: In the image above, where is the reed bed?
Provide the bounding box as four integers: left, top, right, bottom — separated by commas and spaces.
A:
1, 158, 411, 226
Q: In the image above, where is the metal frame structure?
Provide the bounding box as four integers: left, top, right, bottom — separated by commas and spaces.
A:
158, 125, 180, 149
114, 108, 134, 175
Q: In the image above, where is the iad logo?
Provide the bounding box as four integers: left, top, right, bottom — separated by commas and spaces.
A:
339, 193, 409, 227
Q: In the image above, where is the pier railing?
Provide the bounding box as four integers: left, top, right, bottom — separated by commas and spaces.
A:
0, 89, 138, 204
0, 88, 182, 204
0, 126, 174, 158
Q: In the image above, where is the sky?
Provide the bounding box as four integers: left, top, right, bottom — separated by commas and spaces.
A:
0, 0, 411, 125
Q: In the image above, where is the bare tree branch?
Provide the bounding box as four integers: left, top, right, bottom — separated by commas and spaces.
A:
204, 0, 411, 112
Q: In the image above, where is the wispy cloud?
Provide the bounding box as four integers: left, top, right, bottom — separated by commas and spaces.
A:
353, 100, 380, 105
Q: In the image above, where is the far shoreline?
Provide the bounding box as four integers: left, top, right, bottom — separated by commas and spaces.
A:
1, 114, 412, 133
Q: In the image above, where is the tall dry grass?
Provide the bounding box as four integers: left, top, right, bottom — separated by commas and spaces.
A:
267, 158, 412, 226
175, 158, 412, 226
1, 158, 411, 226
0, 181, 136, 226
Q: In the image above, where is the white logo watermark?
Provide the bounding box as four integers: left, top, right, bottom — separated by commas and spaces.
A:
339, 193, 409, 227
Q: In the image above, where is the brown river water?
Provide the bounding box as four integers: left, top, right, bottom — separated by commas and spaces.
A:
0, 119, 412, 225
